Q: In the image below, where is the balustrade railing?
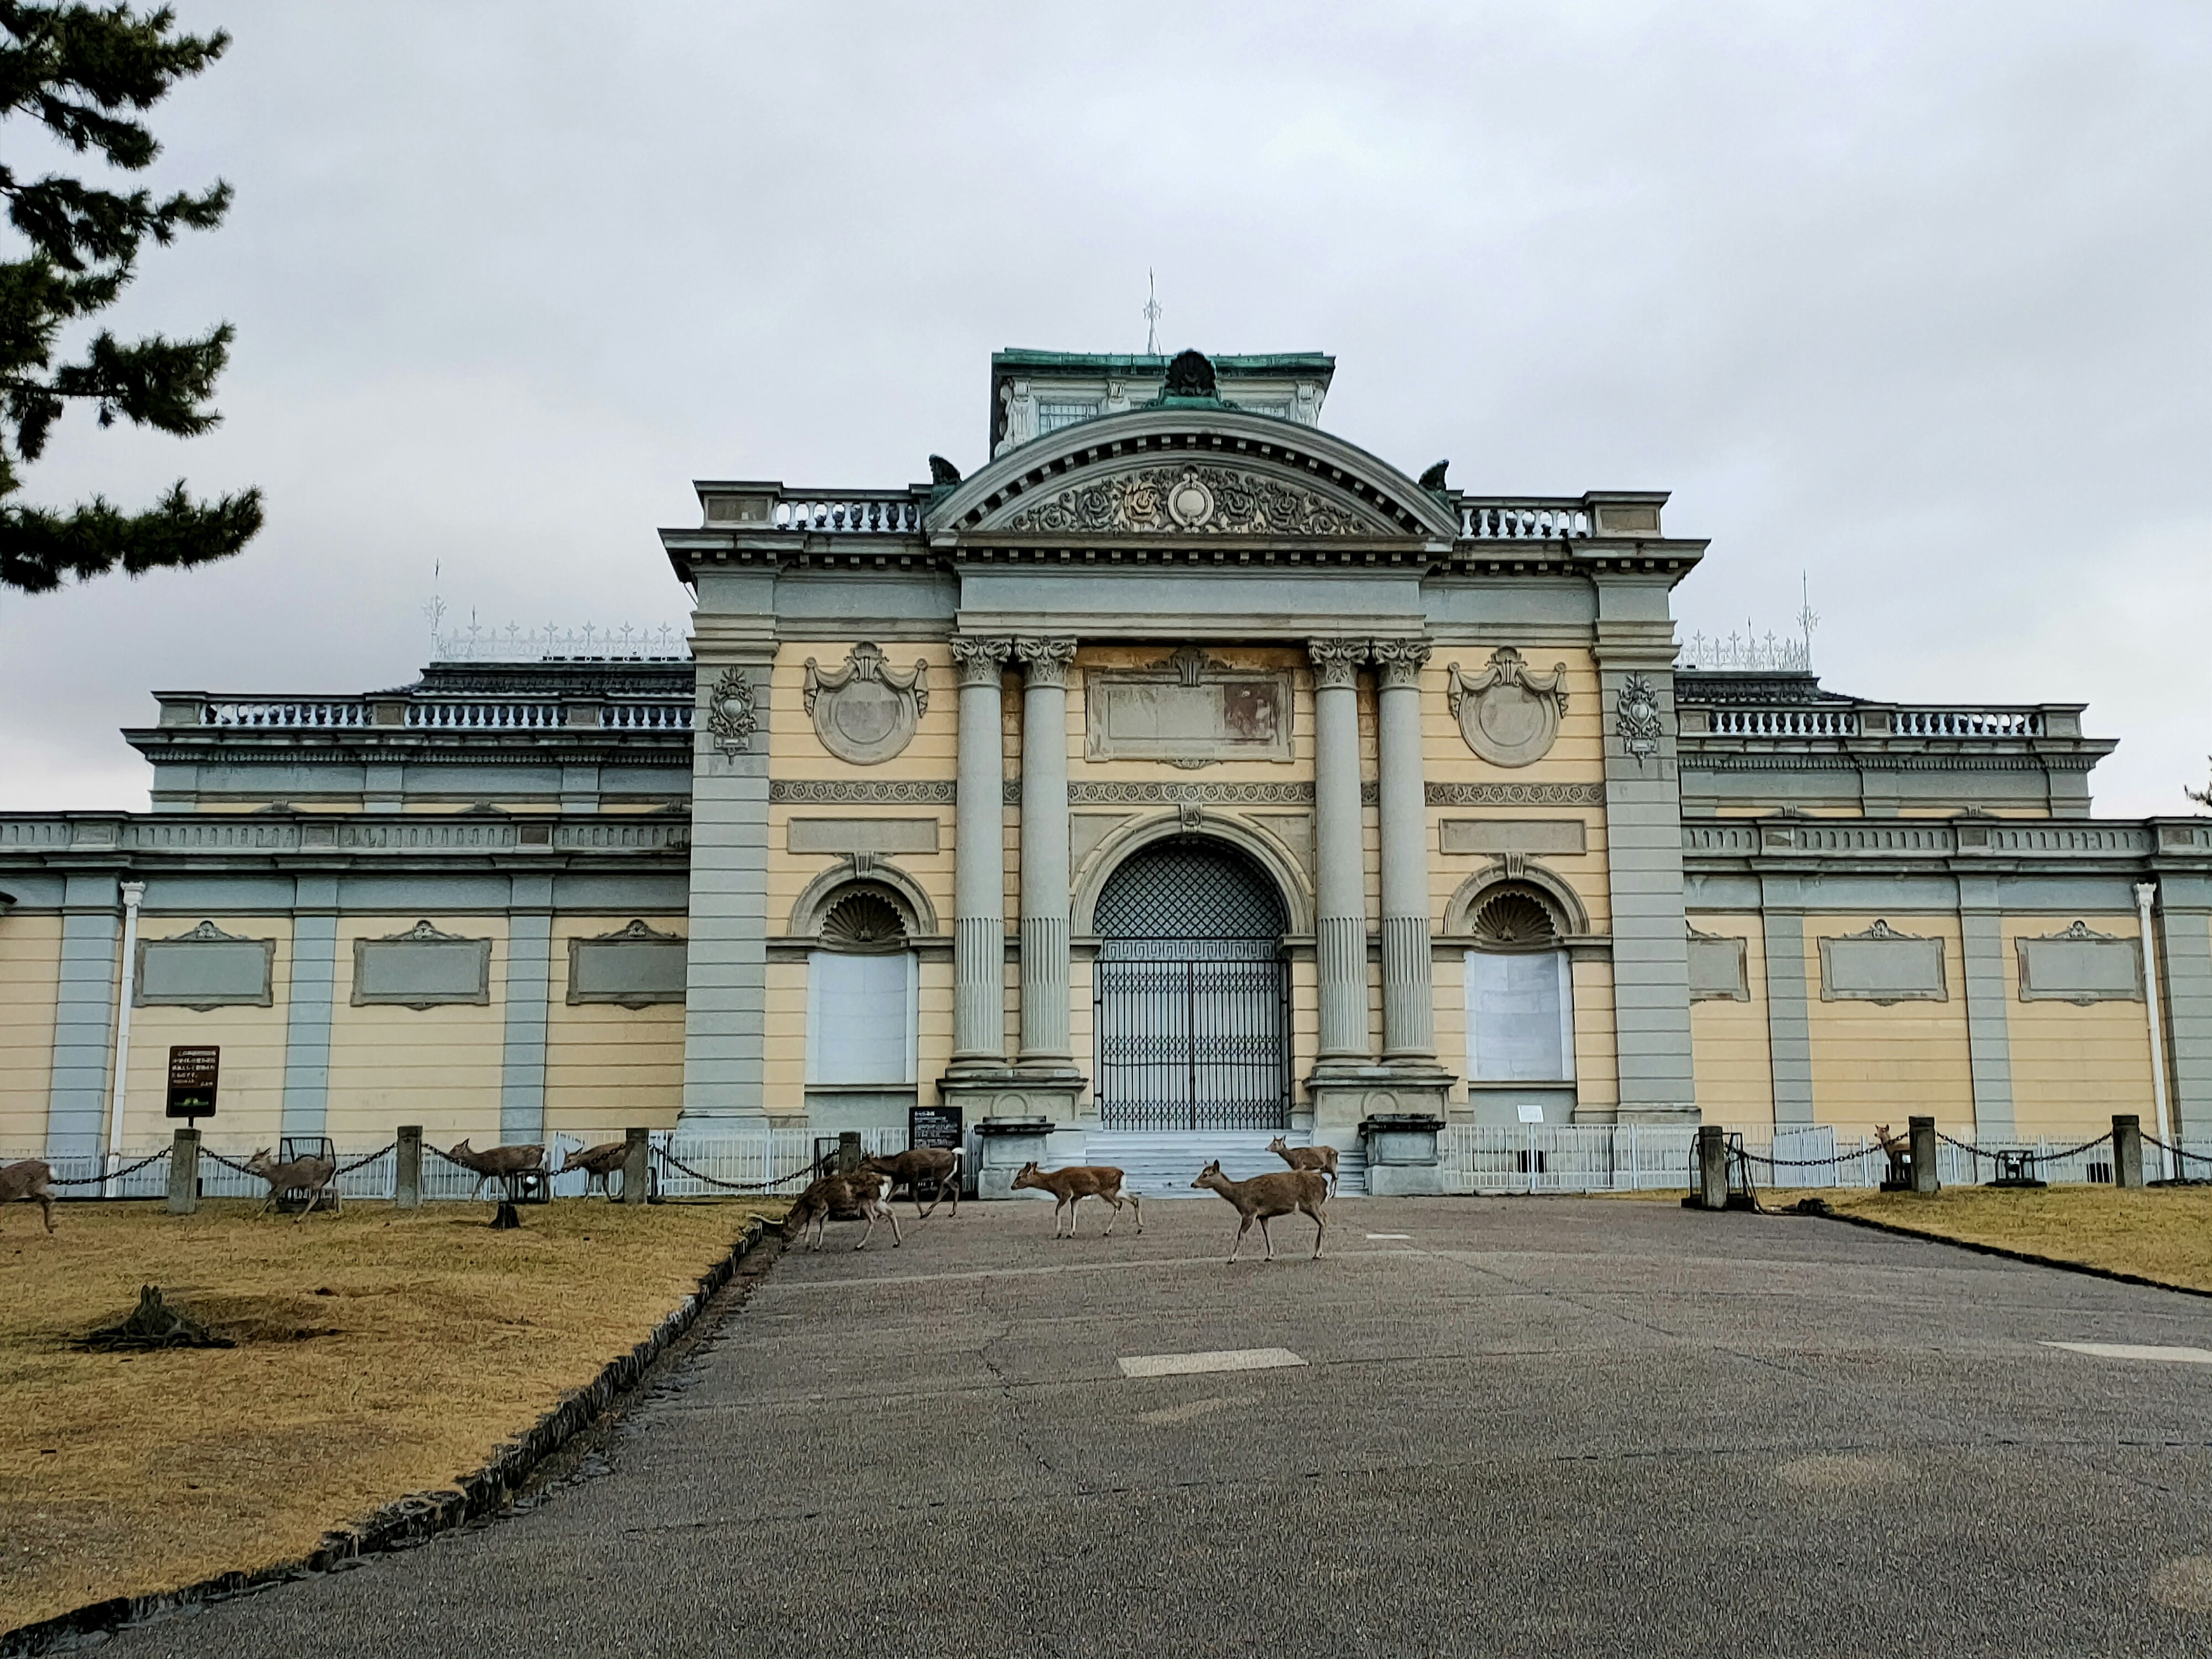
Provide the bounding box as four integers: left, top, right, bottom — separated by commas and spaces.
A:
774, 495, 924, 534
1895, 707, 2044, 739
1456, 499, 1592, 541
1707, 707, 1861, 738
404, 701, 562, 730
603, 702, 693, 730
203, 700, 369, 728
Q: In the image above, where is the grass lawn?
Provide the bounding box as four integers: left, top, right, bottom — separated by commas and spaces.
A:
1778, 1183, 2212, 1293
0, 1196, 778, 1633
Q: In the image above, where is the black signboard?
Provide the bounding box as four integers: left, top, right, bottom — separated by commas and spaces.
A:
165, 1045, 220, 1122
909, 1104, 963, 1152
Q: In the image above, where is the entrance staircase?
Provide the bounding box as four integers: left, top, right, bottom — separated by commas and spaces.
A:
1081, 1131, 1366, 1198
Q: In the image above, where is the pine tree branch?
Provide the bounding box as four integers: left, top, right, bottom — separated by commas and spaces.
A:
0, 478, 261, 592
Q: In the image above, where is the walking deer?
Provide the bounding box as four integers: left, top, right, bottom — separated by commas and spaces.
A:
860, 1146, 962, 1218
1009, 1162, 1142, 1238
559, 1140, 630, 1199
1267, 1135, 1339, 1194
243, 1148, 340, 1221
1192, 1160, 1327, 1262
1, 1158, 55, 1235
445, 1139, 546, 1200
784, 1169, 902, 1251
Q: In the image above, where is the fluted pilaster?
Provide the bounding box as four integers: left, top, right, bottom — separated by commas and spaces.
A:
1016, 636, 1077, 1062
1373, 637, 1435, 1059
1309, 638, 1371, 1060
950, 636, 1013, 1063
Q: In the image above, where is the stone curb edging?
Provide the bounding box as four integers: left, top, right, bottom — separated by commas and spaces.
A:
1813, 1207, 2212, 1301
1, 1215, 771, 1658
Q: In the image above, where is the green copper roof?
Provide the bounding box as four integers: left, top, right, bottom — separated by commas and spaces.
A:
991, 349, 1335, 372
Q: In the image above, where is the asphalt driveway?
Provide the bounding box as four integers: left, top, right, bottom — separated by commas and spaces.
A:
97, 1194, 2212, 1657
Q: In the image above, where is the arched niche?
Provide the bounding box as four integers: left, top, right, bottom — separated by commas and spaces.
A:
1444, 859, 1593, 943
1071, 810, 1314, 938
786, 858, 941, 941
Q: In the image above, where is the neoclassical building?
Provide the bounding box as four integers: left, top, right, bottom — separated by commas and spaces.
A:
2, 347, 2207, 1181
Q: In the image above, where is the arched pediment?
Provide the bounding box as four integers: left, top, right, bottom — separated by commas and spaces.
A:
929, 408, 1459, 543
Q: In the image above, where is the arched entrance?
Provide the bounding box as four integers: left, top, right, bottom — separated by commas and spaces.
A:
1092, 836, 1290, 1131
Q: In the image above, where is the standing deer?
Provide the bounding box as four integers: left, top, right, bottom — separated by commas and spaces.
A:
243, 1148, 340, 1221
559, 1140, 630, 1199
861, 1146, 963, 1219
1192, 1160, 1327, 1262
1, 1158, 55, 1234
1009, 1162, 1142, 1238
1267, 1135, 1339, 1194
445, 1140, 546, 1200
783, 1169, 902, 1251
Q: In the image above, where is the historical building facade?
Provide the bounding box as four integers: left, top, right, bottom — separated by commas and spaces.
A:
3, 348, 2208, 1176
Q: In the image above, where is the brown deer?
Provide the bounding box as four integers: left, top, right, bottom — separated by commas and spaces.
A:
1192, 1160, 1327, 1262
243, 1148, 340, 1221
1873, 1123, 1911, 1184
1267, 1135, 1339, 1194
1009, 1162, 1142, 1238
783, 1169, 902, 1251
861, 1146, 962, 1219
1, 1158, 55, 1234
445, 1139, 547, 1200
559, 1140, 630, 1199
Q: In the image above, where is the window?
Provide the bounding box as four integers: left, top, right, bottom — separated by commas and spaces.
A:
807, 950, 918, 1085
1036, 399, 1101, 435
1465, 950, 1575, 1082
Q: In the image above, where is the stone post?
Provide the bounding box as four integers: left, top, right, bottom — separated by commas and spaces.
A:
950, 637, 1013, 1065
395, 1124, 422, 1210
166, 1126, 200, 1215
1308, 638, 1370, 1062
836, 1130, 862, 1176
1015, 637, 1077, 1063
1372, 638, 1435, 1060
2112, 1114, 2145, 1190
1908, 1115, 1940, 1194
622, 1126, 650, 1205
1691, 1123, 1729, 1211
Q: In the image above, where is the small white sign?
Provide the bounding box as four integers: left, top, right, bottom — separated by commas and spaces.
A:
1517, 1103, 1547, 1124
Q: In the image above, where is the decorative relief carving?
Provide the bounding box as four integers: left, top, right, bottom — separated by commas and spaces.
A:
705, 666, 758, 758
1067, 781, 1314, 806
949, 635, 1013, 687
802, 643, 927, 766
999, 463, 1383, 536
2017, 920, 2143, 1004
1014, 635, 1078, 688
1307, 637, 1366, 690
1818, 919, 1946, 1005
1425, 781, 1605, 807
1614, 672, 1664, 765
1370, 638, 1431, 691
769, 779, 955, 805
1445, 648, 1568, 767
1085, 649, 1291, 768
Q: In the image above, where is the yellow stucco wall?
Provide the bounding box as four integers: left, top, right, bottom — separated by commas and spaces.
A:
115, 918, 294, 1151
1804, 915, 1975, 1137
543, 916, 685, 1135
0, 915, 63, 1149
325, 916, 510, 1142
2002, 914, 2157, 1139
1687, 916, 1773, 1128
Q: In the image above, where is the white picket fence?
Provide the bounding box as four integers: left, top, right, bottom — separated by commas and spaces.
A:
1435, 1125, 1699, 1194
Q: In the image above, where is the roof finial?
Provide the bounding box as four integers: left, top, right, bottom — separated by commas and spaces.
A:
1143, 268, 1161, 355
1797, 570, 1820, 669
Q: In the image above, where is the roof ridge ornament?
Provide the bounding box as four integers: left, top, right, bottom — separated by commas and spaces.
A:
1162, 349, 1217, 399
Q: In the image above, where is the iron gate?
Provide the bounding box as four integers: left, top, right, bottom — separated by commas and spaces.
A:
1092, 838, 1290, 1131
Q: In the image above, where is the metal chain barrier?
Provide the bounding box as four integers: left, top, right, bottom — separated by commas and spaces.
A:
654, 1145, 815, 1194
1733, 1145, 1887, 1170
1938, 1128, 2113, 1162
43, 1147, 172, 1188
200, 1148, 260, 1175
2143, 1135, 2212, 1170
335, 1142, 398, 1176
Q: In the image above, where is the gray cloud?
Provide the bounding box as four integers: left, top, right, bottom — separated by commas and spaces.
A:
3, 0, 2206, 812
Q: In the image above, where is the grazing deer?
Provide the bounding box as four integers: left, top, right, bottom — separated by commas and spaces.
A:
1267, 1135, 1339, 1194
861, 1146, 963, 1219
1191, 1160, 1327, 1262
243, 1148, 340, 1221
784, 1169, 902, 1251
445, 1140, 547, 1200
1009, 1162, 1142, 1239
1873, 1123, 1911, 1184
1, 1158, 55, 1235
559, 1140, 630, 1199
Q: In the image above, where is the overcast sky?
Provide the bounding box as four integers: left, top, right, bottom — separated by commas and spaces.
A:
2, 1, 2206, 815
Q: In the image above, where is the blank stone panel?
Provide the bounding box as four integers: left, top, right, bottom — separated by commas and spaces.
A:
352, 923, 493, 1007
1817, 921, 1947, 1003
135, 923, 274, 1007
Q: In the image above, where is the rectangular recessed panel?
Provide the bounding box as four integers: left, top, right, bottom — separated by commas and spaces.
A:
1118, 1347, 1306, 1379
2041, 1342, 2212, 1363
1439, 817, 1588, 857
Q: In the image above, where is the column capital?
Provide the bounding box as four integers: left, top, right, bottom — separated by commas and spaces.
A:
1014, 635, 1078, 688
949, 635, 1014, 687
1370, 637, 1431, 690
1307, 637, 1368, 690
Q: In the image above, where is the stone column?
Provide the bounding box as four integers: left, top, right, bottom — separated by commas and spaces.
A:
1308, 639, 1370, 1061
1372, 638, 1435, 1060
1016, 637, 1077, 1062
950, 637, 1013, 1065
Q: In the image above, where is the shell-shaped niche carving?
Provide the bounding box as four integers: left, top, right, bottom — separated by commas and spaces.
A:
819, 889, 910, 953
1445, 647, 1569, 767
1468, 887, 1562, 949
803, 643, 928, 766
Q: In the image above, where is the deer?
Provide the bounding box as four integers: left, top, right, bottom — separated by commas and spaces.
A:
1009, 1162, 1142, 1239
860, 1146, 963, 1219
1191, 1160, 1327, 1262
445, 1139, 546, 1200
783, 1169, 902, 1252
1267, 1135, 1339, 1194
1, 1158, 55, 1235
559, 1140, 630, 1199
1873, 1123, 1912, 1184
243, 1148, 340, 1221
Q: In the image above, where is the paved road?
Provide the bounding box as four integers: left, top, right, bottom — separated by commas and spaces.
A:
104, 1196, 2212, 1656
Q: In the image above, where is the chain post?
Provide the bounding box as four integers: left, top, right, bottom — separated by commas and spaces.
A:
395, 1126, 423, 1210
1908, 1116, 1940, 1194
166, 1127, 200, 1215
622, 1127, 650, 1206
2112, 1115, 2144, 1188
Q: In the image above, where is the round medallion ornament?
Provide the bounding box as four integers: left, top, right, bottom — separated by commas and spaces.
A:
803, 643, 929, 766
1445, 647, 1569, 768
1166, 467, 1216, 529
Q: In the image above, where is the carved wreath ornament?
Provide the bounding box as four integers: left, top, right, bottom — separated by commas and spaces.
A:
706, 666, 758, 758
1444, 647, 1568, 767
998, 463, 1376, 536
802, 643, 927, 766
1614, 672, 1664, 765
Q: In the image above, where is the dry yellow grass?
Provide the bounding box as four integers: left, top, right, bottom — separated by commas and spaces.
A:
1783, 1184, 2212, 1293
0, 1196, 778, 1633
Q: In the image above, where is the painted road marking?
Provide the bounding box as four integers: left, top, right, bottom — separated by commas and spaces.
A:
1368, 1233, 1411, 1240
1119, 1347, 1307, 1379
2042, 1342, 2212, 1364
